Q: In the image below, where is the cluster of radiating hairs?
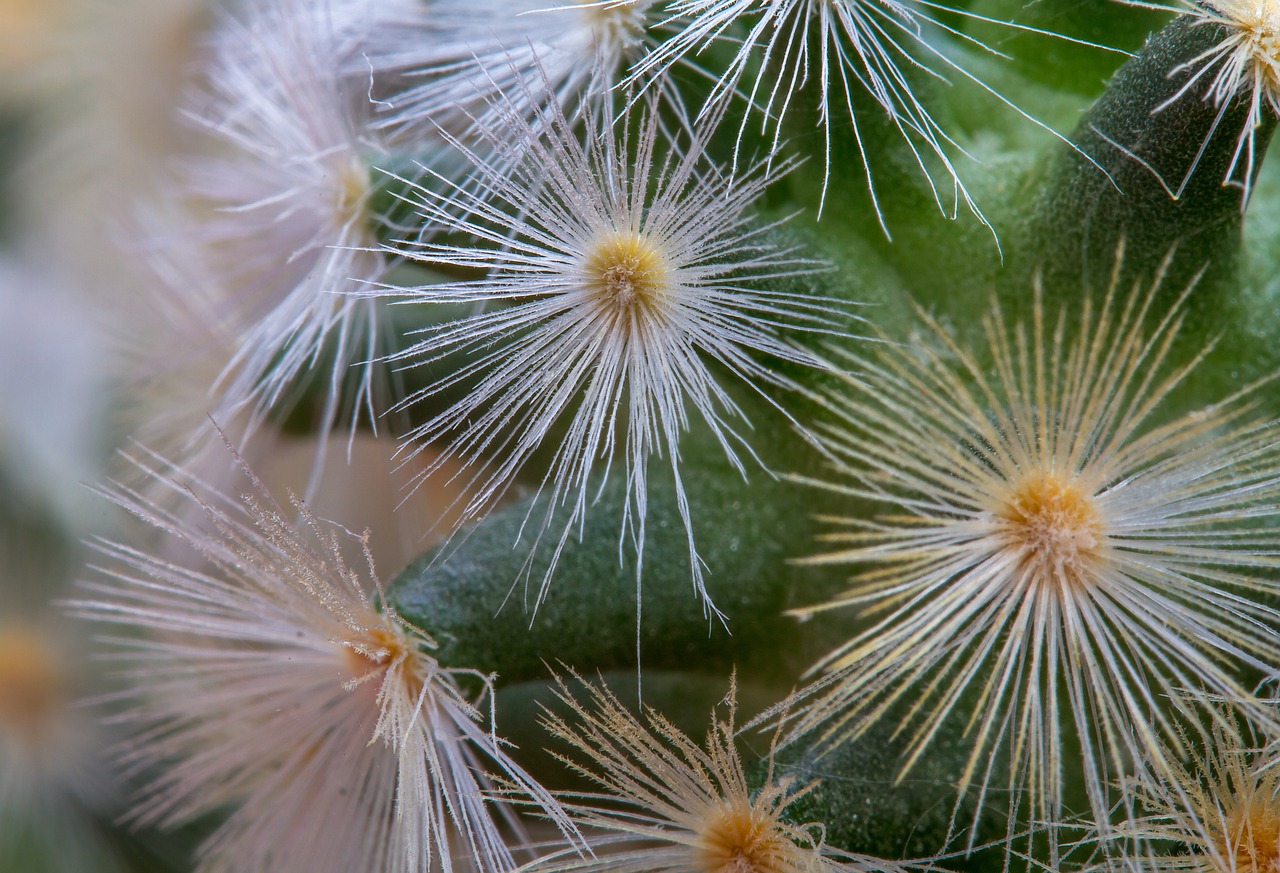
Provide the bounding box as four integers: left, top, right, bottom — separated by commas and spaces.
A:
69, 442, 593, 873
130, 0, 1104, 525
61, 0, 1280, 872
121, 0, 1280, 609
773, 258, 1280, 864
516, 670, 916, 873
85, 0, 1037, 869
1089, 712, 1280, 873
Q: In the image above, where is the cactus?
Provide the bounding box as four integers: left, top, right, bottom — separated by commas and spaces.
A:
6, 0, 1280, 871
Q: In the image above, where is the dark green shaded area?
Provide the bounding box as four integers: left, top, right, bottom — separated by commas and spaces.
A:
764, 721, 1006, 865
389, 417, 851, 687
965, 0, 1172, 96
1023, 16, 1279, 304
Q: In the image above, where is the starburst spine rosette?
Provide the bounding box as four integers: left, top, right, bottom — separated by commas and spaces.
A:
516, 672, 907, 873
1097, 715, 1280, 873
780, 276, 1280, 850
67, 445, 579, 873
627, 0, 1105, 227
161, 0, 395, 491
374, 72, 847, 618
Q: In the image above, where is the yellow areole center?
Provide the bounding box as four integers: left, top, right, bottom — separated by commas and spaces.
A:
583, 230, 671, 323
995, 471, 1103, 588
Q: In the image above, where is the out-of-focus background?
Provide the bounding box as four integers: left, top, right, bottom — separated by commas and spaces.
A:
0, 4, 446, 868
